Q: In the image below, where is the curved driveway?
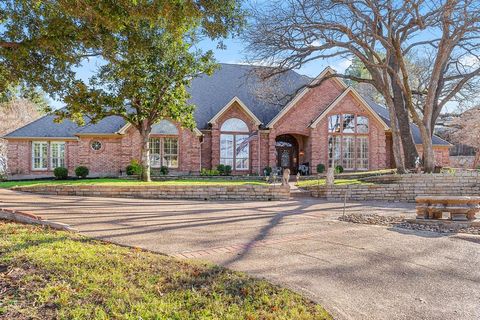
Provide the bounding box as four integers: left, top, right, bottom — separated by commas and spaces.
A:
1, 189, 479, 320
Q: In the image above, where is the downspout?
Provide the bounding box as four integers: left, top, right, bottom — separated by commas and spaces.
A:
258, 128, 261, 175
199, 135, 204, 173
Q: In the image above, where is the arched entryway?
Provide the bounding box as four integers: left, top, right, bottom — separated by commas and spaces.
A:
275, 134, 299, 174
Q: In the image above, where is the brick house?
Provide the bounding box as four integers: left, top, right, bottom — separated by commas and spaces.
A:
3, 64, 450, 179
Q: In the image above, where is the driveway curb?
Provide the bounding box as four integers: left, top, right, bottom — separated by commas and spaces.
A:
0, 208, 77, 232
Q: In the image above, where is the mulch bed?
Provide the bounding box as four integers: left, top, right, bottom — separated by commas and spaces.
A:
339, 213, 480, 235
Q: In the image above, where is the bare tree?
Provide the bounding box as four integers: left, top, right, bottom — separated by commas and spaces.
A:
0, 98, 42, 176
244, 0, 480, 173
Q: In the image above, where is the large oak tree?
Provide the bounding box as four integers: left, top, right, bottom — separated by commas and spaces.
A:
57, 23, 217, 181
244, 0, 480, 172
0, 0, 243, 97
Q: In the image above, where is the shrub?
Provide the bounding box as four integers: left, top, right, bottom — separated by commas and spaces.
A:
224, 165, 232, 176
334, 165, 344, 174
200, 168, 220, 176
216, 164, 226, 175
263, 166, 272, 176
126, 159, 143, 176
316, 164, 325, 174
53, 167, 68, 180
75, 166, 89, 178
160, 166, 169, 175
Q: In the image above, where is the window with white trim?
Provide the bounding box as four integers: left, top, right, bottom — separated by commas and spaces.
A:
220, 118, 250, 170
32, 142, 48, 170
327, 114, 370, 170
50, 142, 66, 168
149, 137, 178, 168
163, 138, 178, 168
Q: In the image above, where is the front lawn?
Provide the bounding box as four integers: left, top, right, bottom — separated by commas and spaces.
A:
296, 178, 372, 188
0, 222, 331, 319
0, 178, 267, 189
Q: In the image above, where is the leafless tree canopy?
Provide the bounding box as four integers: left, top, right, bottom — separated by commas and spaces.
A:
245, 0, 480, 172
0, 99, 42, 175
450, 107, 480, 167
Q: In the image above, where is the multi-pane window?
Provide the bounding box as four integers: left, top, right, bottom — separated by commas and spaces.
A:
32, 142, 48, 170
220, 134, 234, 168
220, 118, 250, 171
327, 114, 369, 171
149, 138, 162, 168
357, 136, 369, 170
235, 135, 249, 170
342, 136, 355, 169
50, 142, 65, 169
149, 137, 178, 168
328, 136, 341, 167
163, 138, 178, 168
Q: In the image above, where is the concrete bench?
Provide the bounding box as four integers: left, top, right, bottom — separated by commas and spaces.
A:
416, 196, 480, 221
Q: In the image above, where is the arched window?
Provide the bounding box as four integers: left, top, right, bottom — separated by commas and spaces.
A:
149, 120, 179, 169
220, 118, 250, 170
221, 118, 249, 132
151, 119, 179, 135
328, 114, 369, 170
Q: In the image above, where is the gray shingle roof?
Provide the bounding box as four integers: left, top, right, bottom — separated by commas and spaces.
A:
5, 111, 126, 138
367, 101, 450, 146
189, 63, 311, 128
3, 63, 450, 146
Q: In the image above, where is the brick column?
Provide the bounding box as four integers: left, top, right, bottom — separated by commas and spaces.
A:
211, 125, 220, 168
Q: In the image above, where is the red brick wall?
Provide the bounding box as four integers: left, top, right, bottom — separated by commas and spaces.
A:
416, 145, 451, 167
6, 121, 201, 178
268, 79, 388, 173
6, 139, 79, 178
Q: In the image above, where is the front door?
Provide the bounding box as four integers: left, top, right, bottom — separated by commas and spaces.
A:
275, 134, 298, 174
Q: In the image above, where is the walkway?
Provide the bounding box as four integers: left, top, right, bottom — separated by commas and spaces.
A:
1, 189, 479, 320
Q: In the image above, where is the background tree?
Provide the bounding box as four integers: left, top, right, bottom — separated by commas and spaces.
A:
345, 57, 383, 103
0, 88, 46, 176
56, 22, 217, 181
450, 107, 480, 168
244, 0, 480, 172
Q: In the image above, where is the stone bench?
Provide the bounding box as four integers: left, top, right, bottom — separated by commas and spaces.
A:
416, 196, 480, 221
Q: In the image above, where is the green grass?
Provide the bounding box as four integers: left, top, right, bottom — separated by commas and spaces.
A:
0, 178, 267, 189
296, 178, 371, 188
337, 169, 396, 176
0, 222, 331, 320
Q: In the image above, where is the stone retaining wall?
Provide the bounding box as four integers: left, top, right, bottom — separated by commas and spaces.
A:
309, 173, 480, 202
13, 184, 290, 201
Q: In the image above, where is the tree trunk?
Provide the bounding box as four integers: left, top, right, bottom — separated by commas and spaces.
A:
386, 100, 407, 173
392, 95, 419, 169
389, 57, 419, 169
418, 123, 435, 173
139, 122, 152, 182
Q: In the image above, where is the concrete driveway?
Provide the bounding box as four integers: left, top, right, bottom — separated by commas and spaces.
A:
1, 189, 479, 320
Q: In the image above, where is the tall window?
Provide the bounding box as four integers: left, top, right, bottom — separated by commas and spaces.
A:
149, 120, 179, 169
149, 137, 178, 168
32, 142, 48, 170
50, 142, 65, 168
220, 118, 249, 170
328, 114, 369, 170
163, 137, 178, 168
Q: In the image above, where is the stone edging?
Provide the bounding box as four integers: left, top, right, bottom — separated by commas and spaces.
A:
12, 184, 291, 201
0, 208, 76, 232
307, 173, 480, 202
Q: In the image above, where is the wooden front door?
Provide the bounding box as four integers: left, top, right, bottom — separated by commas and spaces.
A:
275, 134, 298, 174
